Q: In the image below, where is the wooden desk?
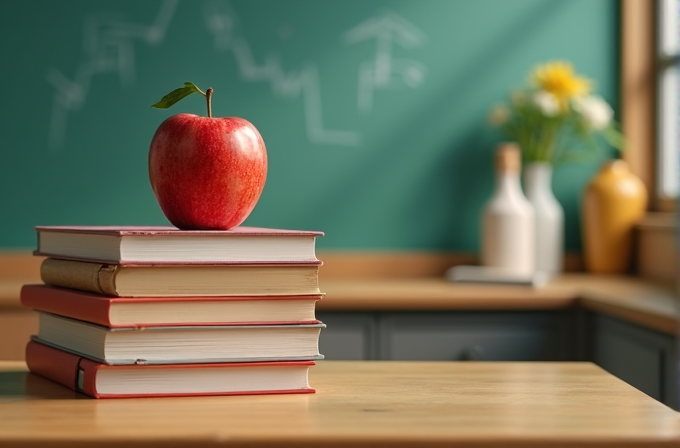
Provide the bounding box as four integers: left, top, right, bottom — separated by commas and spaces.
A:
1, 361, 678, 447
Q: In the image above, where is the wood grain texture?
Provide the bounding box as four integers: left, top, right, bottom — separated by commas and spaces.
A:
319, 251, 478, 278
0, 251, 584, 306
636, 213, 678, 283
1, 252, 675, 336
0, 361, 678, 448
318, 251, 584, 279
621, 0, 656, 202
576, 276, 678, 335
0, 251, 43, 308
0, 311, 37, 360
0, 248, 585, 287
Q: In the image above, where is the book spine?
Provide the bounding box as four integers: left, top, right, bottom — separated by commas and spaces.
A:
97, 264, 118, 296
25, 340, 84, 394
27, 340, 318, 399
26, 340, 101, 398
41, 258, 118, 296
20, 285, 114, 326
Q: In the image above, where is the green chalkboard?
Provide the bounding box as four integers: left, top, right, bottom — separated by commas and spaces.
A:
0, 0, 618, 250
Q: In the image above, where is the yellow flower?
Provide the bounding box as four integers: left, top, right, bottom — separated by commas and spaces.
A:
531, 61, 591, 111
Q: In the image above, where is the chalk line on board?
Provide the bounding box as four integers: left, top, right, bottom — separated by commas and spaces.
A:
344, 11, 427, 113
204, 0, 363, 147
46, 0, 178, 151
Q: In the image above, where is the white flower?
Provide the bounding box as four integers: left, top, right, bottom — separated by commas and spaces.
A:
572, 95, 613, 130
488, 104, 510, 126
532, 91, 559, 116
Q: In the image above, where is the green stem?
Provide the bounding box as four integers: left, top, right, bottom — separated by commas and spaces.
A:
541, 122, 554, 162
206, 87, 213, 118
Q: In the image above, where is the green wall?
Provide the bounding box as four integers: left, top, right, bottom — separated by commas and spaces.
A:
0, 0, 618, 250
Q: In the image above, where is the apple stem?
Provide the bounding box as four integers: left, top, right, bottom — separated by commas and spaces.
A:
206, 87, 213, 118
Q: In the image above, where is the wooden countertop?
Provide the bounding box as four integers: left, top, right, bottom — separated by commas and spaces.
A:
0, 251, 676, 335
0, 361, 678, 448
317, 274, 678, 335
2, 276, 677, 334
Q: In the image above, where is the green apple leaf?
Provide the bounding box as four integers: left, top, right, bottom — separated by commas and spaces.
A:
152, 82, 205, 109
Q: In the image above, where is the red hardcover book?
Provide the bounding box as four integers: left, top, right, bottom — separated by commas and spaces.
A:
34, 225, 323, 264
26, 340, 316, 399
21, 284, 322, 327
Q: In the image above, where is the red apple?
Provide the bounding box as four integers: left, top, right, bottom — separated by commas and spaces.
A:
149, 84, 267, 230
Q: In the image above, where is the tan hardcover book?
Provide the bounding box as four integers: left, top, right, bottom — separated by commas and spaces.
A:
40, 258, 322, 297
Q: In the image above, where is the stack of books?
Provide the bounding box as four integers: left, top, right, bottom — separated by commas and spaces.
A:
22, 225, 325, 398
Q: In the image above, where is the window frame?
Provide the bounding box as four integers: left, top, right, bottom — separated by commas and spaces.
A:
621, 0, 678, 211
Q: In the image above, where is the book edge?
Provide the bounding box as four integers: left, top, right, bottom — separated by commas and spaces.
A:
34, 254, 323, 266
35, 225, 324, 237
32, 335, 325, 365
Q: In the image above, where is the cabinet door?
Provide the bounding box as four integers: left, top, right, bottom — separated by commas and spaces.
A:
379, 311, 573, 361
316, 312, 378, 360
589, 313, 678, 409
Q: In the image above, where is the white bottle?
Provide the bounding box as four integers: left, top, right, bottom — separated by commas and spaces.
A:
523, 162, 564, 273
481, 143, 535, 274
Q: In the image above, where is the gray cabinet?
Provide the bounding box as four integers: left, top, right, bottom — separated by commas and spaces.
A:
317, 312, 378, 360
587, 313, 678, 410
380, 311, 574, 361
318, 310, 575, 362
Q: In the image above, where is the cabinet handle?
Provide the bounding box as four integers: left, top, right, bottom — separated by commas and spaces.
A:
461, 345, 486, 361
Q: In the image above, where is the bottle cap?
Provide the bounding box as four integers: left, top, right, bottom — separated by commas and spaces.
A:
495, 142, 521, 173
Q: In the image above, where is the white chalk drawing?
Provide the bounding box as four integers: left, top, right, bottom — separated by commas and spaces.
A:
344, 11, 427, 112
46, 1, 427, 149
47, 0, 178, 150
203, 0, 362, 146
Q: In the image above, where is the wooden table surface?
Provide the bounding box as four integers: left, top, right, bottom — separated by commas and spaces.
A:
1, 361, 678, 448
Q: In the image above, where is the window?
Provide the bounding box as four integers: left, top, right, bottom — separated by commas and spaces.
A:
657, 0, 680, 200
621, 0, 679, 210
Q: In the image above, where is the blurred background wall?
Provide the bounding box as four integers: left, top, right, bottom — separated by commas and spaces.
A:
0, 0, 618, 251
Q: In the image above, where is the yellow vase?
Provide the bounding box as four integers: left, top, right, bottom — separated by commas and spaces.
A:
582, 160, 647, 274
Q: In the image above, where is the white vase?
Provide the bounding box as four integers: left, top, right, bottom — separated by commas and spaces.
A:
481, 143, 535, 275
523, 162, 564, 273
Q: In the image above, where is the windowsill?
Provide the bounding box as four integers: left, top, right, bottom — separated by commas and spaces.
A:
635, 212, 677, 283
656, 197, 677, 213
636, 211, 677, 229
